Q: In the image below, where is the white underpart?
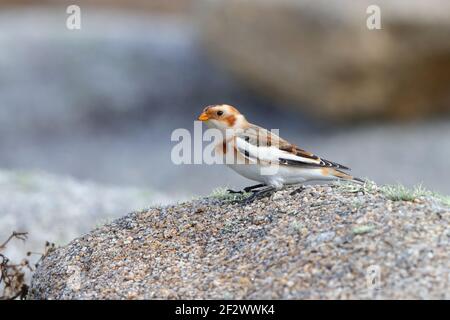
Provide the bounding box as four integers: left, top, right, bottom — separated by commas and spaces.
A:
227, 162, 335, 189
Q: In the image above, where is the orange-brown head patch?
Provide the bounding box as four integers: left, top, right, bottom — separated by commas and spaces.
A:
225, 115, 236, 126
198, 104, 241, 124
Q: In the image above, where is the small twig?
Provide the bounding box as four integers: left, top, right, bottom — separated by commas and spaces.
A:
0, 232, 28, 250
1, 232, 54, 300
0, 232, 32, 300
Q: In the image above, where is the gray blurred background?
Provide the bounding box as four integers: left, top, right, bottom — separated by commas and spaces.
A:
1, 0, 449, 260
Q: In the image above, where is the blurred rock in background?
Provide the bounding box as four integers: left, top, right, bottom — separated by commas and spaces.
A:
0, 169, 167, 272
197, 0, 450, 122
0, 0, 193, 13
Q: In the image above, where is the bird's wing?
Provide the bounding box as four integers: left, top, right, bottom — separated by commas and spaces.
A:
234, 125, 349, 170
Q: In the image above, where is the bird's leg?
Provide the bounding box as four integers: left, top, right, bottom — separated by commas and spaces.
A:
244, 185, 275, 204
227, 183, 266, 194
289, 185, 306, 196
243, 183, 266, 192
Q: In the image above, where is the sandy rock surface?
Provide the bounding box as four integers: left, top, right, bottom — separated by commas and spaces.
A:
29, 183, 449, 299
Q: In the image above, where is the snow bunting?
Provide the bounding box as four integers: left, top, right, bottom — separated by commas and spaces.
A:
198, 104, 363, 200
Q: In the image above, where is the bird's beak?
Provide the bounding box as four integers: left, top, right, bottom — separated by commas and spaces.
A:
198, 112, 209, 121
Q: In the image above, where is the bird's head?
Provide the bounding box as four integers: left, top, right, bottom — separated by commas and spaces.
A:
197, 104, 248, 130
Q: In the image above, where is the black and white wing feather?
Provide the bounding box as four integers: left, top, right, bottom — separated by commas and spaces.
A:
234, 125, 350, 170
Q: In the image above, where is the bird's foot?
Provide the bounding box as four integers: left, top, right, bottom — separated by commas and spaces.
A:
289, 185, 306, 196
227, 183, 266, 195
243, 186, 275, 205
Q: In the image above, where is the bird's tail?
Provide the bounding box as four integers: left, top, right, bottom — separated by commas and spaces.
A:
330, 169, 364, 184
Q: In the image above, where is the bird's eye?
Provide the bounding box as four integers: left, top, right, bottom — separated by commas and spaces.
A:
217, 111, 224, 116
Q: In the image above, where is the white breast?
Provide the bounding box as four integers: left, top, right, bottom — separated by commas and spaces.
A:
226, 163, 266, 183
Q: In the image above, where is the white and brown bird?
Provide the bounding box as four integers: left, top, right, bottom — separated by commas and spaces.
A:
198, 104, 363, 201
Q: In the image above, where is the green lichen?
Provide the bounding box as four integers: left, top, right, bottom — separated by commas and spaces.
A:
209, 187, 251, 203
381, 184, 429, 202
334, 179, 378, 194
352, 225, 375, 235
381, 183, 450, 207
